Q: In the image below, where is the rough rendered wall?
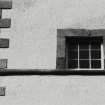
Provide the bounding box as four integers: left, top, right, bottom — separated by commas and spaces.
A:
0, 1, 105, 105
1, 0, 105, 69
0, 76, 105, 105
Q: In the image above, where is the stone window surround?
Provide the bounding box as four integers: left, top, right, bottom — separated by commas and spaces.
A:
56, 29, 105, 70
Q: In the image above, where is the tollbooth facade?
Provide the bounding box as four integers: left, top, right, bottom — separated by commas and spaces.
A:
0, 0, 105, 105
0, 0, 105, 71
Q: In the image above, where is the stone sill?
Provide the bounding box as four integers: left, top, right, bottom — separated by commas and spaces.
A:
0, 69, 105, 76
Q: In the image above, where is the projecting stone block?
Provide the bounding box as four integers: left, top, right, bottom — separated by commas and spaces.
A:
0, 0, 12, 9
0, 59, 7, 69
56, 57, 66, 69
0, 87, 5, 96
57, 29, 90, 37
0, 19, 11, 28
0, 38, 9, 48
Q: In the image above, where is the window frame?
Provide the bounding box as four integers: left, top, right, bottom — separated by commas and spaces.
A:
65, 37, 104, 70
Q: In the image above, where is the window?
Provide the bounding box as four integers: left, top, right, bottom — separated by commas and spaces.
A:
66, 37, 104, 70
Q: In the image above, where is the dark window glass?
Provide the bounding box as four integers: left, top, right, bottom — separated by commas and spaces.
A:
68, 50, 78, 59
66, 37, 102, 69
69, 44, 78, 50
91, 50, 101, 59
79, 43, 89, 49
68, 60, 78, 69
91, 44, 101, 50
79, 50, 89, 59
91, 60, 101, 68
80, 60, 89, 68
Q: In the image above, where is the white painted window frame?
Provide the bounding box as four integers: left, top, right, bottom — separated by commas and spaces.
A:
67, 41, 104, 70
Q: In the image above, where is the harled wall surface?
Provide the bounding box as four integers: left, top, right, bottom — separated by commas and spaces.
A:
0, 1, 105, 105
1, 0, 105, 69
0, 76, 105, 105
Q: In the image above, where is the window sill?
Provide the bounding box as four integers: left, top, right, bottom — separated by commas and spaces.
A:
0, 69, 105, 76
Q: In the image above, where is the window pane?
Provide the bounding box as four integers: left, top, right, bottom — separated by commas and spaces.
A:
69, 44, 78, 50
79, 43, 89, 49
79, 50, 89, 59
91, 50, 101, 59
91, 60, 101, 68
80, 60, 89, 68
66, 37, 103, 70
68, 60, 78, 69
68, 50, 78, 59
91, 44, 101, 50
